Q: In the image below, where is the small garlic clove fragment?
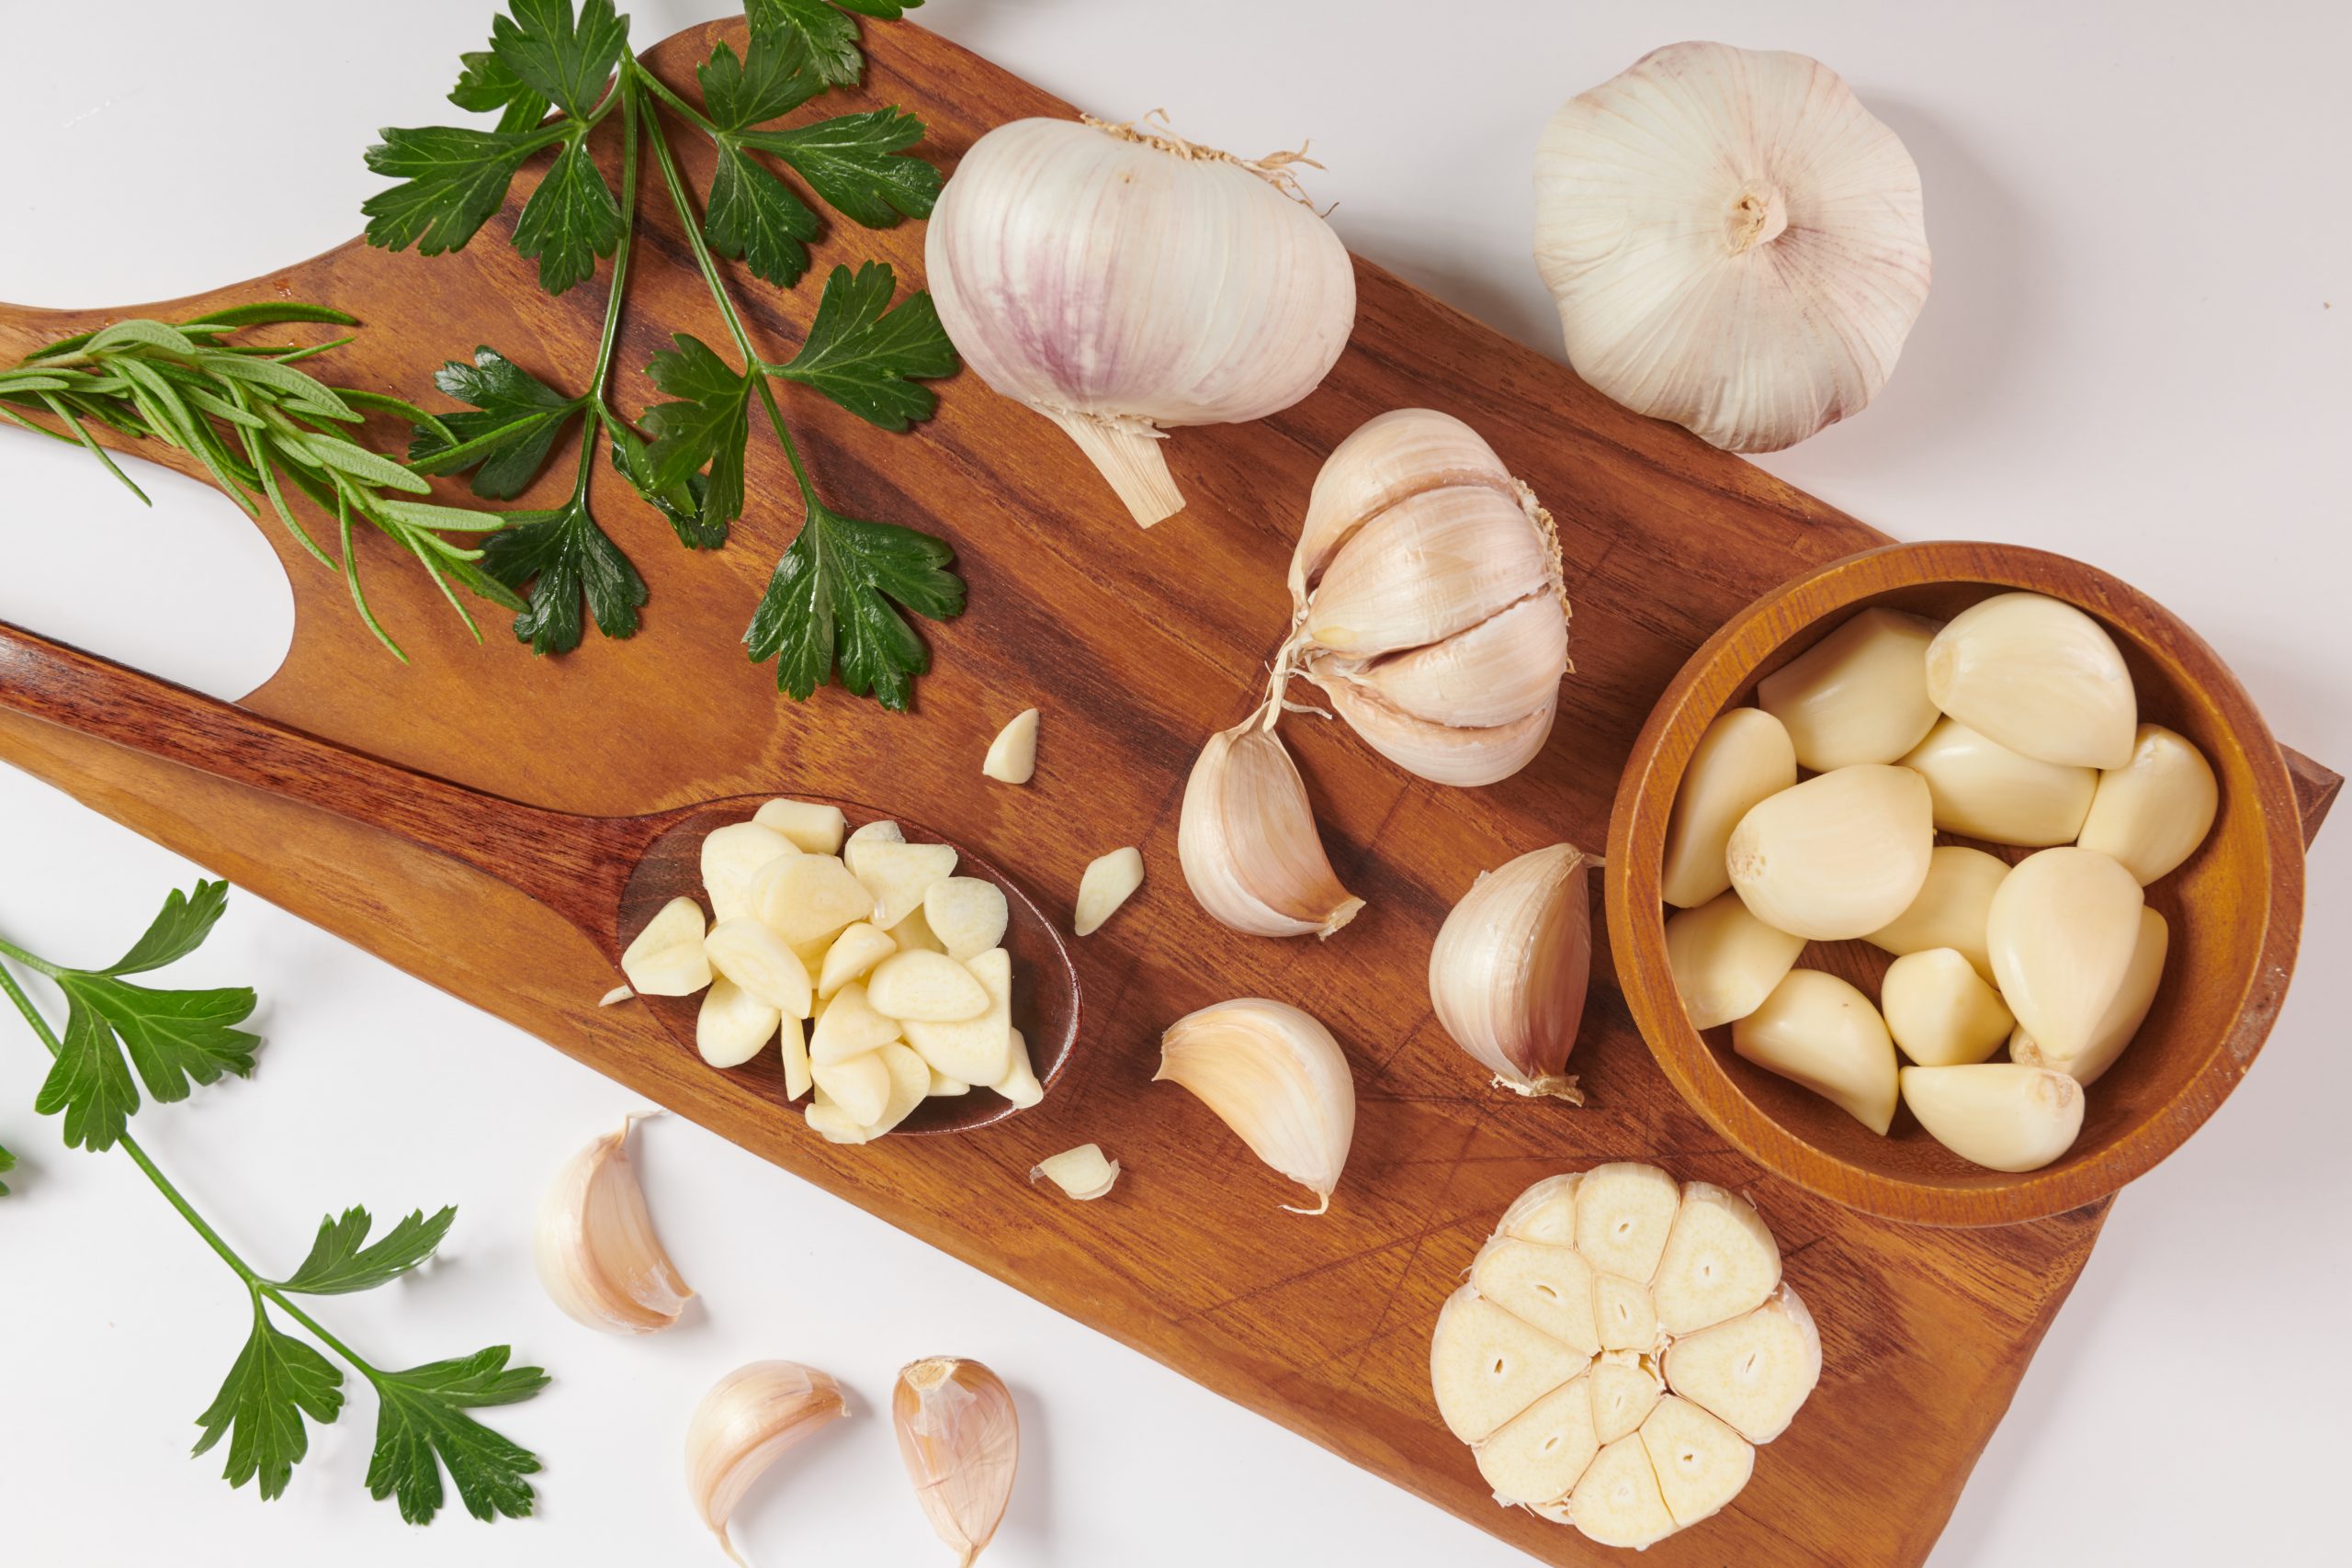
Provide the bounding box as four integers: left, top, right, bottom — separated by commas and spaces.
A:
848, 818, 905, 848
1566, 1435, 1677, 1550
1651, 1182, 1781, 1337
1925, 592, 2137, 769
893, 905, 948, 953
1305, 673, 1558, 788
981, 708, 1039, 785
2010, 907, 2169, 1086
1639, 1396, 1756, 1530
1863, 844, 2008, 980
850, 840, 960, 930
1305, 484, 1556, 660
1574, 1161, 1681, 1282
902, 949, 1016, 1087
536, 1115, 694, 1334
1157, 998, 1355, 1213
2077, 724, 2219, 884
1901, 1063, 2085, 1173
865, 950, 989, 1023
621, 897, 713, 997
1476, 1375, 1599, 1507
598, 984, 635, 1007
1660, 1285, 1821, 1444
816, 920, 899, 998
1073, 846, 1145, 936
753, 798, 848, 855
1593, 1273, 1660, 1354
1881, 947, 2014, 1067
806, 1089, 873, 1145
1757, 608, 1942, 772
1428, 842, 1597, 1100
1030, 1143, 1120, 1200
1731, 969, 1900, 1134
702, 821, 797, 923
1178, 720, 1363, 939
696, 976, 782, 1068
1290, 408, 1517, 604
685, 1360, 848, 1564
1898, 717, 2097, 847
808, 981, 903, 1065
705, 918, 815, 1019
780, 1016, 812, 1101
1986, 846, 2144, 1060
924, 877, 1010, 961
1498, 1172, 1582, 1247
1314, 594, 1568, 732
929, 1066, 972, 1097
1664, 891, 1807, 1031
1661, 708, 1797, 908
864, 1042, 937, 1138
1588, 1348, 1664, 1445
1430, 1283, 1590, 1442
752, 853, 876, 948
1471, 1236, 1600, 1356
813, 1050, 892, 1126
990, 1025, 1045, 1109
894, 1358, 1021, 1566
1725, 763, 1933, 941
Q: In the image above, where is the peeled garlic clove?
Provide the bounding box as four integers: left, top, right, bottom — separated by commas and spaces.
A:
536, 1115, 693, 1334
1593, 1273, 1660, 1354
1574, 1160, 1681, 1283
981, 707, 1039, 785
1178, 720, 1363, 939
929, 1066, 972, 1097
697, 976, 782, 1068
1292, 409, 1517, 604
848, 818, 905, 848
1901, 1063, 2085, 1173
1651, 1182, 1781, 1337
1726, 763, 1933, 941
1664, 891, 1807, 1032
1031, 1144, 1120, 1200
1588, 1348, 1664, 1446
851, 841, 960, 930
1661, 708, 1797, 908
1661, 1288, 1819, 1446
2011, 907, 2168, 1086
902, 950, 1015, 1086
866, 950, 989, 1023
817, 920, 898, 998
894, 1358, 1020, 1566
1731, 969, 1899, 1134
599, 984, 635, 1007
1073, 846, 1145, 936
1640, 1396, 1755, 1531
1476, 1376, 1599, 1506
1757, 609, 1942, 771
752, 853, 876, 947
1430, 1283, 1590, 1442
702, 821, 797, 923
1305, 674, 1558, 788
1428, 842, 1597, 1100
1863, 844, 2008, 980
1925, 592, 2136, 769
621, 897, 713, 997
1535, 41, 1930, 453
1306, 484, 1555, 660
1899, 717, 2097, 847
1566, 1434, 1678, 1550
1472, 1236, 1600, 1356
1882, 947, 2014, 1068
808, 981, 902, 1065
893, 905, 948, 953
754, 798, 848, 855
1157, 998, 1354, 1213
813, 1049, 892, 1125
991, 1026, 1046, 1110
1317, 595, 1569, 732
864, 1042, 937, 1138
2077, 724, 2219, 884
1987, 846, 2144, 1059
705, 918, 815, 1019
686, 1360, 848, 1563
925, 878, 1010, 960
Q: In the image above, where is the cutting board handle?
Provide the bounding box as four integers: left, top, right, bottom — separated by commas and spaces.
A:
0, 620, 640, 949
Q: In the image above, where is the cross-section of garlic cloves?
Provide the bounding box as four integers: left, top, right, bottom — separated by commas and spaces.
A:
1178, 719, 1363, 939
1660, 1285, 1821, 1444
1157, 998, 1355, 1213
1651, 1182, 1781, 1337
1640, 1395, 1755, 1530
1429, 843, 1598, 1100
894, 1358, 1020, 1567
1566, 1433, 1677, 1550
685, 1360, 848, 1564
536, 1114, 694, 1334
1476, 1375, 1598, 1507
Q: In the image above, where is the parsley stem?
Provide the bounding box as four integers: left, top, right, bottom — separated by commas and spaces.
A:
639, 81, 762, 367
0, 933, 60, 977
588, 80, 643, 413
626, 58, 723, 140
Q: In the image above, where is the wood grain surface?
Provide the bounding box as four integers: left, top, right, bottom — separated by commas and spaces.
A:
0, 15, 2335, 1565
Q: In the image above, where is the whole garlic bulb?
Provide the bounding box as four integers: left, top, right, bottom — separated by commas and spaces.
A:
926, 114, 1356, 527
1533, 41, 1931, 452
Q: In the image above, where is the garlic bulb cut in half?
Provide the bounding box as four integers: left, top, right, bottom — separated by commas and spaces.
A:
925, 114, 1354, 526
1665, 892, 1806, 1031
1429, 843, 1599, 1101
1899, 717, 2097, 847
1986, 847, 2143, 1061
1925, 592, 2137, 769
1731, 969, 1899, 1134
1157, 998, 1355, 1213
1534, 42, 1930, 452
685, 1360, 848, 1564
1661, 708, 1796, 909
1179, 719, 1363, 939
536, 1115, 694, 1334
2077, 724, 2219, 884
894, 1358, 1020, 1567
1901, 1064, 2085, 1173
1725, 763, 1933, 941
2011, 907, 2169, 1087
1757, 609, 1942, 772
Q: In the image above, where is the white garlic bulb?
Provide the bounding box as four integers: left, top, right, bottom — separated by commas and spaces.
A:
1534, 41, 1931, 452
926, 114, 1355, 527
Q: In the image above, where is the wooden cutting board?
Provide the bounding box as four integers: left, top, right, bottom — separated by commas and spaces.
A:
0, 16, 2335, 1564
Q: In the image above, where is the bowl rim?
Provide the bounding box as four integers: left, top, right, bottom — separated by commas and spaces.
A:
1604, 540, 2307, 1227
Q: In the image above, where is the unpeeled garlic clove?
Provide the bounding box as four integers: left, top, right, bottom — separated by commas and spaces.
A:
2076, 724, 2219, 884
981, 707, 1039, 784
1664, 891, 1807, 1032
1304, 483, 1555, 660
1030, 1143, 1120, 1200
1731, 969, 1899, 1134
1427, 842, 1598, 1100
622, 897, 713, 997
1925, 592, 2137, 770
1661, 708, 1796, 909
1309, 595, 1568, 733
685, 1360, 848, 1564
1290, 408, 1517, 604
1900, 1063, 2084, 1173
2011, 906, 2169, 1086
1725, 763, 1933, 941
1898, 717, 2097, 847
1862, 844, 2008, 980
1756, 609, 1942, 772
1073, 847, 1145, 936
1880, 947, 2014, 1067
1303, 672, 1558, 787
536, 1115, 694, 1334
893, 1358, 1020, 1566
1157, 998, 1355, 1213
1986, 847, 2143, 1060
1178, 720, 1363, 938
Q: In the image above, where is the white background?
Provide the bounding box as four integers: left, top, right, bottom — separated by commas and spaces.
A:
1, 1, 2345, 1563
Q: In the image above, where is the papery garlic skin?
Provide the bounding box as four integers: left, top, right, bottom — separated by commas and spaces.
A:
1665, 891, 1806, 1031
1757, 609, 1941, 772
2077, 724, 2218, 884
1661, 708, 1796, 908
1158, 998, 1355, 1213
686, 1360, 848, 1565
1925, 593, 2136, 770
1534, 41, 1930, 452
894, 1359, 1021, 1566
1429, 844, 1599, 1100
1178, 720, 1363, 938
926, 116, 1354, 527
536, 1116, 694, 1334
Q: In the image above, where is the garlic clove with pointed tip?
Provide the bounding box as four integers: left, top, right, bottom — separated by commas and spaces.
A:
2010, 906, 2169, 1086
1291, 408, 1520, 604
1925, 592, 2137, 769
1880, 947, 2014, 1067
1030, 1144, 1121, 1200
622, 897, 713, 997
981, 707, 1040, 785
536, 1115, 694, 1334
1664, 892, 1806, 1032
1725, 763, 1933, 941
1428, 843, 1598, 1100
1757, 608, 1942, 772
1986, 847, 2143, 1060
1661, 707, 1797, 909
685, 1360, 848, 1564
1862, 844, 2009, 980
1899, 717, 2097, 847
1157, 998, 1355, 1213
2076, 724, 2219, 884
1731, 969, 1899, 1134
1178, 720, 1363, 939
1901, 1063, 2085, 1173
893, 1358, 1020, 1566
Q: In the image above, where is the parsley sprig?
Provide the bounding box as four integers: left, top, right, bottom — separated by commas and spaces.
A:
0, 883, 548, 1521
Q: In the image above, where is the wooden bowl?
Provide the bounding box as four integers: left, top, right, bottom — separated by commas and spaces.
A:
1606, 542, 2306, 1226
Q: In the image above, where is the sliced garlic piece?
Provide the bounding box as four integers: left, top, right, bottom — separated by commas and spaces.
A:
1660, 1285, 1821, 1444
696, 976, 782, 1068
753, 798, 848, 855
1566, 1434, 1677, 1550
1725, 763, 1932, 940
2077, 724, 2219, 884
1073, 846, 1145, 936
1731, 969, 1899, 1134
1757, 608, 1941, 772
1030, 1144, 1120, 1200
1476, 1375, 1599, 1506
1498, 1172, 1582, 1247
620, 897, 712, 997
1471, 1236, 1600, 1356
893, 1357, 1020, 1567
924, 877, 1010, 960
1574, 1162, 1680, 1283
701, 821, 797, 923
1588, 1348, 1664, 1445
816, 921, 898, 998
866, 950, 989, 1023
991, 1025, 1045, 1110
813, 1049, 892, 1125
752, 853, 876, 947
1881, 947, 2014, 1067
1661, 708, 1796, 908
1428, 842, 1596, 1100
1594, 1273, 1660, 1354
1304, 484, 1555, 660
1899, 717, 2097, 846
1430, 1284, 1589, 1443
1651, 1183, 1781, 1337
1987, 846, 2143, 1059
1925, 592, 2136, 769
847, 818, 904, 848
863, 1042, 936, 1138
2010, 907, 2168, 1086
1664, 891, 1807, 1031
892, 905, 947, 953
928, 1066, 972, 1097
981, 707, 1040, 784
598, 984, 635, 1007
685, 1361, 847, 1562
705, 918, 815, 1019
1901, 1063, 2084, 1173
1291, 408, 1516, 603
805, 1089, 872, 1145
1179, 720, 1363, 939
535, 1115, 693, 1334
850, 840, 959, 930
1863, 844, 2008, 980
902, 949, 1015, 1086
781, 1016, 812, 1101
1157, 998, 1354, 1213
808, 981, 902, 1065
1639, 1395, 1755, 1530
